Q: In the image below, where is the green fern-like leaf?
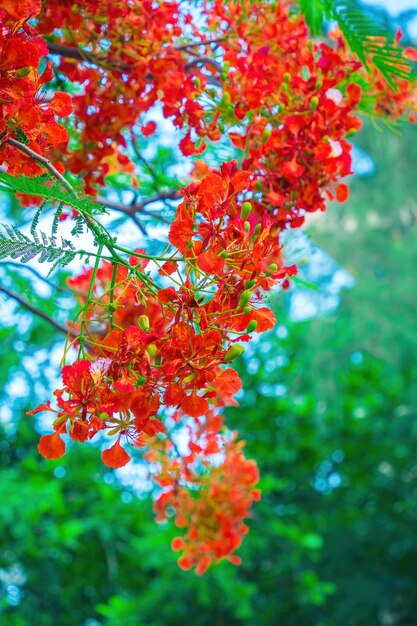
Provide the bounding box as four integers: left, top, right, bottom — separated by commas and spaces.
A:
0, 224, 77, 271
299, 0, 413, 89
0, 172, 106, 218
327, 0, 412, 88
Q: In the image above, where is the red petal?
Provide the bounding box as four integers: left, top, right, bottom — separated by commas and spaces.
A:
49, 92, 73, 117
216, 368, 242, 396
250, 307, 276, 333
168, 218, 194, 252
101, 438, 131, 468
38, 433, 66, 460
27, 401, 54, 415
142, 121, 157, 136
171, 537, 185, 552
196, 250, 225, 275
2, 0, 41, 19
158, 286, 177, 304
181, 392, 209, 418
336, 183, 349, 203
403, 47, 417, 62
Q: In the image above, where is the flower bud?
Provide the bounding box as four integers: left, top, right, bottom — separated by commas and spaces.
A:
243, 305, 252, 314
147, 344, 157, 358
223, 345, 245, 362
267, 263, 278, 273
240, 201, 252, 220
310, 96, 319, 110
238, 289, 251, 309
219, 249, 228, 258
245, 279, 256, 289
244, 220, 250, 232
246, 320, 258, 333
138, 315, 150, 332
262, 128, 271, 143
253, 224, 261, 236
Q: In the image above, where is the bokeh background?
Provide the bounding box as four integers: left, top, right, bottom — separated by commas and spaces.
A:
1, 1, 417, 625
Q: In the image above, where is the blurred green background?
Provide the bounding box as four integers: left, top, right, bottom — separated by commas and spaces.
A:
2, 5, 417, 623
1, 118, 417, 626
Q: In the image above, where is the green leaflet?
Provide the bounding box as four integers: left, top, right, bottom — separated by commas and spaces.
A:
299, 0, 329, 36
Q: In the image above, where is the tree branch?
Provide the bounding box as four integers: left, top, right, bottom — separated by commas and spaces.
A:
47, 42, 91, 62
96, 191, 180, 226
6, 138, 74, 194
0, 285, 70, 335
46, 41, 223, 83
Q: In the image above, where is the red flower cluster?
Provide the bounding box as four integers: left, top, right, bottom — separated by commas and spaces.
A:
30, 163, 293, 472
149, 430, 260, 575
2, 0, 414, 574
0, 3, 72, 176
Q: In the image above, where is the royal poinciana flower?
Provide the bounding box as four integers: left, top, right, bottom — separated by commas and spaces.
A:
2, 0, 416, 573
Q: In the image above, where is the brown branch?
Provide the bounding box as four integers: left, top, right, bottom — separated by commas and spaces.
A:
6, 138, 74, 194
174, 37, 227, 51
46, 41, 223, 82
0, 285, 71, 335
96, 191, 180, 226
47, 42, 90, 62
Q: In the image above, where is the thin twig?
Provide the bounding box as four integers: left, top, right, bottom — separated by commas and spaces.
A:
0, 261, 69, 293
130, 132, 160, 184
184, 56, 223, 74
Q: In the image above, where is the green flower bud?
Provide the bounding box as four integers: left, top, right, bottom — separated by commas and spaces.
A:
243, 305, 252, 314
219, 249, 228, 258
253, 224, 261, 236
241, 201, 252, 220
246, 320, 258, 333
147, 344, 157, 358
262, 128, 271, 143
138, 315, 150, 332
238, 289, 251, 309
310, 96, 319, 110
245, 279, 256, 289
244, 220, 250, 232
223, 345, 245, 363
268, 263, 278, 272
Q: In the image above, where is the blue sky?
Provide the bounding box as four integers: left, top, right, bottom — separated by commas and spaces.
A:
364, 0, 417, 15
366, 0, 417, 15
